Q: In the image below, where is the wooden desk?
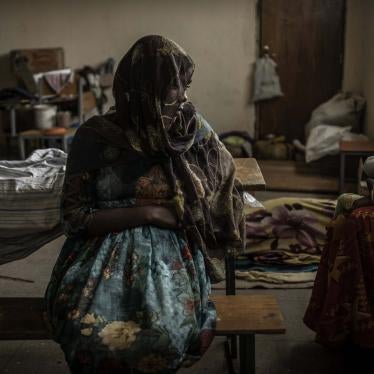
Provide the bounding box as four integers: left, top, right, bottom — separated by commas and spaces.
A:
225, 158, 266, 296
234, 158, 266, 191
339, 140, 374, 193
18, 128, 76, 159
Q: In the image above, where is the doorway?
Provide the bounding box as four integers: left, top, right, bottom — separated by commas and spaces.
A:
257, 0, 346, 142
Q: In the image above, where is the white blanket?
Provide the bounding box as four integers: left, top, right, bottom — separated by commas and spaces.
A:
0, 149, 66, 264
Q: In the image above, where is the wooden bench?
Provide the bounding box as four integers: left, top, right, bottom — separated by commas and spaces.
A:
213, 295, 285, 374
0, 158, 284, 373
0, 295, 285, 374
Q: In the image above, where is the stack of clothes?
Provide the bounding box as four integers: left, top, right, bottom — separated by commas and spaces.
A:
0, 148, 66, 264
235, 197, 336, 288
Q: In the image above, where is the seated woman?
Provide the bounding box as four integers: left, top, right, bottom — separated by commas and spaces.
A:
304, 168, 374, 348
44, 35, 245, 374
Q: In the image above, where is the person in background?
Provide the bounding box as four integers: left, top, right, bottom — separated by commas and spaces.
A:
304, 157, 374, 360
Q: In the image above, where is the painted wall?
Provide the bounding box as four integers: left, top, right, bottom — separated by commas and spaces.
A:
343, 0, 364, 93
343, 0, 374, 138
361, 0, 374, 139
0, 0, 257, 135
1, 0, 371, 138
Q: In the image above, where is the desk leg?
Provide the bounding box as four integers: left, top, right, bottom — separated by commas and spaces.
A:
225, 253, 237, 358
225, 253, 236, 295
62, 136, 68, 153
10, 108, 17, 137
240, 334, 255, 374
18, 137, 25, 160
339, 153, 345, 194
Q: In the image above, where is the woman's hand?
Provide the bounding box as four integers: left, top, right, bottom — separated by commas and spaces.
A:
146, 205, 180, 229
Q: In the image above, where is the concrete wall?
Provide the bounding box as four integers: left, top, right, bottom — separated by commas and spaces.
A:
0, 0, 257, 135
361, 0, 374, 138
343, 0, 364, 93
1, 0, 371, 138
343, 0, 374, 138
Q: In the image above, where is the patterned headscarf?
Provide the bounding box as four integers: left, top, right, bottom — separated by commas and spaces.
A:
113, 35, 197, 157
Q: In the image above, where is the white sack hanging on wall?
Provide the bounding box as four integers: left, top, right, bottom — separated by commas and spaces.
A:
253, 55, 283, 102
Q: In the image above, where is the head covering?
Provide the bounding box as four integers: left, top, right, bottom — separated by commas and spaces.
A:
113, 34, 197, 156
66, 35, 245, 282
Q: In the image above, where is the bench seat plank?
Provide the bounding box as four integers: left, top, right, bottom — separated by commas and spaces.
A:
0, 297, 49, 340
0, 295, 286, 340
211, 295, 286, 335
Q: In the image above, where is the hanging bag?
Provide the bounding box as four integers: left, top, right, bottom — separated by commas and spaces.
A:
253, 55, 283, 102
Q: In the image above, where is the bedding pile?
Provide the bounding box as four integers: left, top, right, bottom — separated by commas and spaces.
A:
236, 197, 336, 288
0, 148, 66, 264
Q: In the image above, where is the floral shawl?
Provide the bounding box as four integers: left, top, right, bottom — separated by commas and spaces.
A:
66, 35, 245, 282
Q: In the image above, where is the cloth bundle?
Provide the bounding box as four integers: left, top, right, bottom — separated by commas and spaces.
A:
0, 148, 66, 264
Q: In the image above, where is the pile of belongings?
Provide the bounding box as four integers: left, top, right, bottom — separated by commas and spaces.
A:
77, 58, 115, 114
0, 149, 66, 264
219, 131, 253, 158
297, 92, 367, 162
254, 135, 294, 160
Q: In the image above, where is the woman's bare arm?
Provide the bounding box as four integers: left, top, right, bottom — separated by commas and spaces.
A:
86, 205, 179, 237
62, 171, 179, 238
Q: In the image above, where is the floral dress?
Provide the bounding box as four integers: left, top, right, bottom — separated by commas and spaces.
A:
44, 154, 216, 374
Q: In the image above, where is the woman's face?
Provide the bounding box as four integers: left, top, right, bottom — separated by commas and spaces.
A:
164, 85, 188, 105
163, 66, 193, 106
161, 65, 194, 129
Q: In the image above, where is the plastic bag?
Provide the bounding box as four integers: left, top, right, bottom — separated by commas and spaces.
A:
242, 191, 265, 209
253, 56, 283, 102
305, 125, 368, 163
305, 92, 366, 139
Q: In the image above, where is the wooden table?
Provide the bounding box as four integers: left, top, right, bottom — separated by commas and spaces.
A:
226, 158, 266, 295
18, 128, 76, 159
234, 158, 266, 192
339, 140, 374, 193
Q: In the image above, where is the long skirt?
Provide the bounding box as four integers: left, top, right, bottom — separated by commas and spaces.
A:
44, 225, 216, 373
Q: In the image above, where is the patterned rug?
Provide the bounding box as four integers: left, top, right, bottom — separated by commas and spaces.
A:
213, 197, 336, 289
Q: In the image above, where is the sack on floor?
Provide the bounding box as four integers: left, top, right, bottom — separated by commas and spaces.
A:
305, 92, 366, 139
305, 125, 369, 163
254, 136, 294, 160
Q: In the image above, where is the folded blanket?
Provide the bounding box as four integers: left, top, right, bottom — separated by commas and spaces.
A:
244, 197, 336, 265
0, 148, 66, 264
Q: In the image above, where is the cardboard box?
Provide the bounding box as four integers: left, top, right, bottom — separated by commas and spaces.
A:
10, 48, 65, 73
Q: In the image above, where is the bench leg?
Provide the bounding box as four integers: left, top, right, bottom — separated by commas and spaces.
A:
225, 253, 236, 295
224, 339, 236, 374
239, 334, 255, 374
230, 335, 238, 358
339, 152, 345, 194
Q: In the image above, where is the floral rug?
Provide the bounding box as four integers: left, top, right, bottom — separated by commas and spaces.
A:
228, 197, 336, 288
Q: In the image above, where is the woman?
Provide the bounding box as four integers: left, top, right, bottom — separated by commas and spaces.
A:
45, 35, 245, 373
